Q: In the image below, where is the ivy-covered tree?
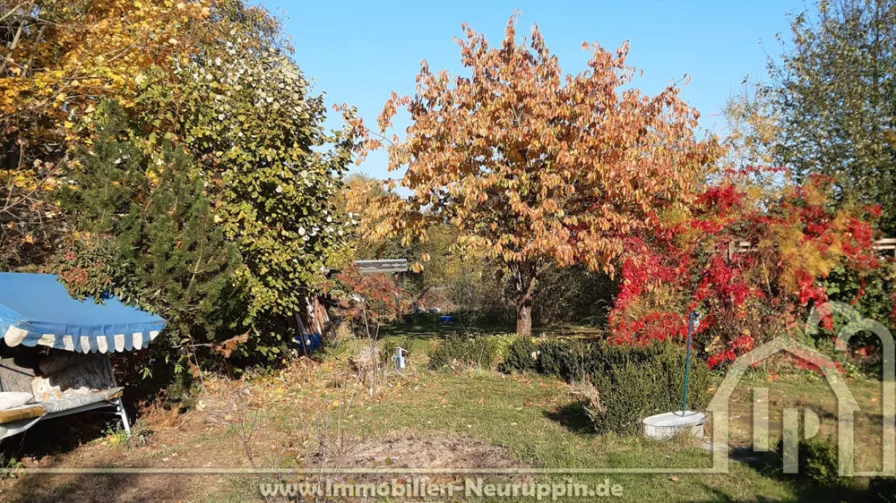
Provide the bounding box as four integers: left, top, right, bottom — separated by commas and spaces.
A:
55, 101, 244, 353
131, 0, 354, 323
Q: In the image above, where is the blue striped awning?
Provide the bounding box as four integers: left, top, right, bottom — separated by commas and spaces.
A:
0, 273, 165, 353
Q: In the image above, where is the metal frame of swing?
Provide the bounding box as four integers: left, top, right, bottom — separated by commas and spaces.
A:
0, 354, 131, 440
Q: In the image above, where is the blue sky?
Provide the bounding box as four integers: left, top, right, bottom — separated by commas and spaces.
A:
265, 0, 807, 180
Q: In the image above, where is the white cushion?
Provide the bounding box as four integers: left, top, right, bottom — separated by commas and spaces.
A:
0, 392, 33, 411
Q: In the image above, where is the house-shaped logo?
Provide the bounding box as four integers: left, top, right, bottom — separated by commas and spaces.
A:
706, 302, 895, 476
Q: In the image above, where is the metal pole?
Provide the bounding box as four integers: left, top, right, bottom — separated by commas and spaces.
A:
681, 311, 696, 416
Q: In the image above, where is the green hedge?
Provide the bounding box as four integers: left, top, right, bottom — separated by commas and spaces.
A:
501, 337, 711, 435
538, 339, 587, 378
502, 337, 587, 379
499, 337, 539, 373
588, 343, 710, 435
428, 335, 502, 371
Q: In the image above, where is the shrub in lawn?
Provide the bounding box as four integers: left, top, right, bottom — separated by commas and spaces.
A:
868, 476, 896, 503
488, 333, 521, 364
428, 335, 500, 371
500, 337, 539, 373
499, 337, 591, 379
798, 436, 842, 487
586, 342, 710, 435
776, 435, 843, 487
538, 339, 590, 380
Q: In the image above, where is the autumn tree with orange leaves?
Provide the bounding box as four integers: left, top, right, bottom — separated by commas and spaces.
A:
349, 16, 720, 335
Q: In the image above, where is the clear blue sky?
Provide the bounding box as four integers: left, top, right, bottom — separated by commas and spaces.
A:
264, 0, 807, 180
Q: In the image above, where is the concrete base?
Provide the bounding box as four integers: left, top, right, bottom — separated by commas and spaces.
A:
642, 411, 706, 440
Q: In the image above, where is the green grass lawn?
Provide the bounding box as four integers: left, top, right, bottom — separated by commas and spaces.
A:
210, 332, 889, 502
4, 329, 890, 502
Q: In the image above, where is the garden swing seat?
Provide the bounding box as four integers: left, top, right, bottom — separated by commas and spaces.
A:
0, 273, 165, 440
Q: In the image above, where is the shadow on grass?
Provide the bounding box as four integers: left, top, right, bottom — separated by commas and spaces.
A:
696, 479, 872, 502
1, 412, 114, 460
379, 312, 516, 339
700, 447, 876, 502
695, 484, 782, 503
0, 413, 194, 503
4, 450, 197, 503
542, 401, 594, 435
7, 471, 196, 503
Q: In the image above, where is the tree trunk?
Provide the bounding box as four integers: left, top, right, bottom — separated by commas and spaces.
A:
516, 300, 532, 336
513, 262, 538, 337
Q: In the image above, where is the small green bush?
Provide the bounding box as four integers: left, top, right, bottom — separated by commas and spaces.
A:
586, 342, 710, 435
589, 361, 659, 434
538, 339, 581, 379
428, 335, 501, 371
488, 333, 522, 364
776, 435, 843, 487
799, 437, 841, 487
869, 476, 896, 503
500, 337, 539, 373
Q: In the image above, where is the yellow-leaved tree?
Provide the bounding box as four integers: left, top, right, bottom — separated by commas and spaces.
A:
349, 15, 721, 335
0, 0, 210, 267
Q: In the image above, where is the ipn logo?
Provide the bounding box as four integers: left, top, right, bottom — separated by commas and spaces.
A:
706, 302, 895, 476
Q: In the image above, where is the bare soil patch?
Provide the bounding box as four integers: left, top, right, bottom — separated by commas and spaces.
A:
326, 434, 522, 471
